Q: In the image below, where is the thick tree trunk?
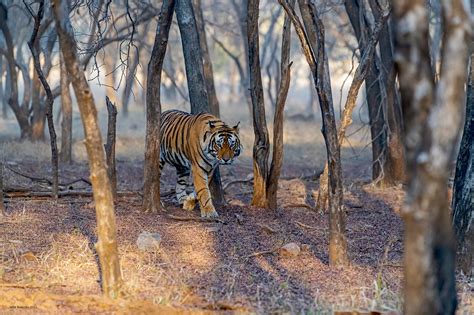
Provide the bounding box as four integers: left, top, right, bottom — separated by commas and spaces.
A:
394, 0, 471, 313
143, 0, 175, 213
280, 0, 348, 266
31, 71, 46, 141
452, 48, 474, 276
267, 0, 293, 211
52, 0, 123, 298
247, 0, 270, 208
176, 0, 225, 205
59, 53, 73, 164
193, 0, 220, 117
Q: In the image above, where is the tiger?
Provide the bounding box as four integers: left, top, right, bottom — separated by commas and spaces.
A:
159, 110, 242, 218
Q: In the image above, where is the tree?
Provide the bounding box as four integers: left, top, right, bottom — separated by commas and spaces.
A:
143, 0, 175, 213
52, 0, 123, 299
344, 0, 406, 187
393, 0, 471, 313
452, 34, 473, 276
175, 0, 225, 206
279, 0, 348, 266
59, 52, 73, 164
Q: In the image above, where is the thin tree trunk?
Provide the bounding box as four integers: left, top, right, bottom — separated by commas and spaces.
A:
452, 44, 474, 276
27, 0, 58, 198
280, 0, 348, 266
247, 0, 270, 208
122, 46, 138, 118
393, 0, 471, 313
143, 0, 175, 213
52, 0, 123, 298
344, 0, 387, 183
59, 52, 73, 164
193, 0, 220, 117
0, 160, 4, 217
176, 0, 225, 205
105, 96, 117, 200
317, 3, 388, 211
267, 0, 293, 211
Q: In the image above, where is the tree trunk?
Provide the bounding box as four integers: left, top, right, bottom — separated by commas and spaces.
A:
0, 160, 5, 217
143, 0, 175, 213
369, 0, 406, 186
52, 0, 123, 299
344, 0, 388, 183
105, 96, 117, 200
193, 0, 220, 117
393, 0, 471, 313
59, 52, 73, 164
28, 0, 59, 198
121, 46, 138, 118
267, 0, 293, 211
317, 6, 389, 211
452, 47, 474, 276
176, 0, 225, 205
280, 0, 348, 266
31, 71, 46, 141
247, 0, 270, 208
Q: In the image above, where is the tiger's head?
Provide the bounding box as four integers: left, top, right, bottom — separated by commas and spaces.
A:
207, 120, 242, 165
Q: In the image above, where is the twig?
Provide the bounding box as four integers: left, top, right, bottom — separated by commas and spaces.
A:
295, 221, 318, 229
244, 249, 276, 259
283, 203, 315, 211
165, 214, 225, 224
257, 223, 277, 234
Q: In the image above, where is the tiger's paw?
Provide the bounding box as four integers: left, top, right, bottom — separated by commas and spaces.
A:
182, 194, 197, 211
201, 209, 219, 218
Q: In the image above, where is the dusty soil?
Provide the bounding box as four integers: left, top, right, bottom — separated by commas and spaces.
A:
0, 120, 472, 314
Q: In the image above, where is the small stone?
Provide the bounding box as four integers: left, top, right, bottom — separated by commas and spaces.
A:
136, 232, 162, 252
279, 242, 301, 258
234, 213, 244, 225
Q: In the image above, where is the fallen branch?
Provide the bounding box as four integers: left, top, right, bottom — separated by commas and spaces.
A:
295, 220, 318, 230
4, 190, 141, 199
5, 165, 91, 188
283, 203, 316, 211
165, 214, 225, 224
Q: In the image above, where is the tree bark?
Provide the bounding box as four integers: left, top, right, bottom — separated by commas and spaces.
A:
193, 0, 220, 117
59, 52, 73, 164
143, 0, 175, 213
393, 0, 471, 313
452, 46, 474, 276
267, 0, 293, 211
247, 0, 270, 208
0, 160, 5, 217
176, 0, 225, 205
280, 0, 348, 266
105, 96, 117, 200
27, 0, 59, 198
52, 0, 123, 299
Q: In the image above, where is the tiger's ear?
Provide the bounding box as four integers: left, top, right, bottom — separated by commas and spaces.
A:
232, 122, 240, 132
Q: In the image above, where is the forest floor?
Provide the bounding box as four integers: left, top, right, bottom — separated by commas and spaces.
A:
0, 117, 472, 314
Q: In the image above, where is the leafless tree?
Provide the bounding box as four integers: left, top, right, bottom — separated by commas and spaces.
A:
393, 0, 471, 313
59, 52, 73, 164
280, 0, 348, 266
52, 0, 123, 299
143, 0, 176, 213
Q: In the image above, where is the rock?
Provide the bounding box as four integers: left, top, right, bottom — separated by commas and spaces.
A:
136, 232, 162, 252
279, 242, 301, 258
234, 213, 244, 225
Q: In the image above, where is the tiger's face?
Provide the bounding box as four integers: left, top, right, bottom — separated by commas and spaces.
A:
207, 122, 242, 165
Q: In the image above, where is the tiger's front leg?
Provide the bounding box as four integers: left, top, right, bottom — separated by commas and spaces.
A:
191, 164, 218, 218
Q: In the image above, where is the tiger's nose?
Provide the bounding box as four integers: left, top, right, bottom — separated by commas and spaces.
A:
223, 157, 230, 162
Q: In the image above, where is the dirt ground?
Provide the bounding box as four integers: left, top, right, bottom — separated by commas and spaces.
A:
0, 118, 472, 314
